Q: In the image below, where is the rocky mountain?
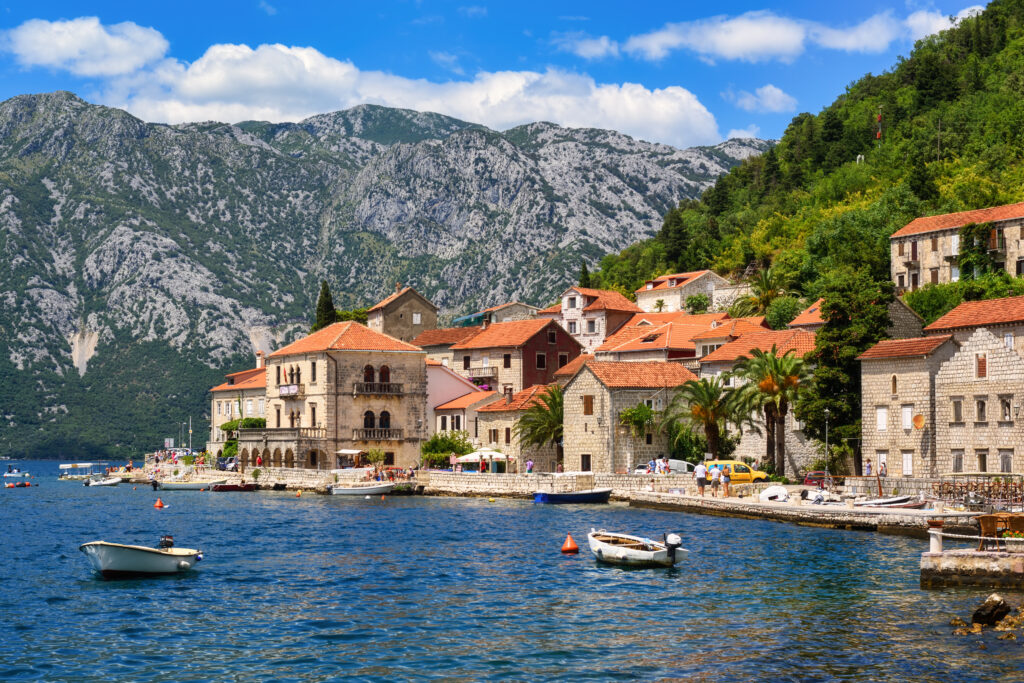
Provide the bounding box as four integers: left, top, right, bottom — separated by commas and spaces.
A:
0, 91, 769, 458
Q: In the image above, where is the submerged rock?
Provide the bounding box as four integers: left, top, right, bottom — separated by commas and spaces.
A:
972, 593, 1012, 626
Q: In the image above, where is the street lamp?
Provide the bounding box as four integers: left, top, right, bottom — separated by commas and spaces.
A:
824, 408, 831, 489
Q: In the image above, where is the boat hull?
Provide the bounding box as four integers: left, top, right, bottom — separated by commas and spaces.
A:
156, 480, 227, 490
79, 542, 202, 577
587, 531, 689, 567
85, 477, 120, 487
210, 483, 258, 492
533, 488, 612, 504
3, 472, 30, 478
855, 495, 912, 507
330, 482, 395, 496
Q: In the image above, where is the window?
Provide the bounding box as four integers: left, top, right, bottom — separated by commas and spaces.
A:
901, 405, 913, 430
379, 366, 390, 383
952, 398, 963, 422
580, 453, 592, 472
583, 395, 594, 416
1000, 450, 1014, 473
276, 365, 281, 385
364, 365, 375, 383
568, 296, 577, 309
453, 415, 461, 430
258, 399, 264, 415
877, 450, 888, 471
384, 452, 395, 467
216, 402, 221, 416
976, 399, 987, 423
363, 411, 375, 429
558, 353, 568, 368
645, 434, 653, 445
489, 428, 498, 444
482, 355, 490, 368
536, 353, 546, 370
463, 356, 470, 370
413, 312, 422, 325
891, 375, 897, 395
951, 233, 960, 255
897, 274, 905, 289
587, 320, 596, 334
505, 427, 511, 444
931, 236, 938, 251
275, 407, 281, 428
548, 329, 557, 344
875, 406, 888, 431
930, 268, 939, 284
901, 450, 913, 477
379, 411, 391, 429
311, 361, 317, 382
897, 242, 905, 256
440, 415, 448, 431
951, 264, 959, 282
246, 399, 254, 416
976, 354, 987, 378
910, 272, 919, 290
1005, 332, 1014, 350
977, 449, 988, 473
1001, 397, 1013, 422
310, 404, 317, 426
503, 353, 511, 369
952, 449, 964, 473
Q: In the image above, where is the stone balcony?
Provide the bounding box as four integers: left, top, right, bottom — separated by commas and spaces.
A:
352, 381, 404, 396
278, 383, 305, 400
352, 428, 404, 441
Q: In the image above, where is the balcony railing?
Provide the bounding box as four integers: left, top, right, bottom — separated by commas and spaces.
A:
469, 366, 498, 377
238, 427, 326, 441
352, 428, 404, 441
353, 382, 404, 396
279, 384, 305, 399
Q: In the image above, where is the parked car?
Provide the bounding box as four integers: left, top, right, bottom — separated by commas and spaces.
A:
633, 459, 696, 475
803, 470, 829, 487
217, 457, 238, 472
702, 460, 769, 484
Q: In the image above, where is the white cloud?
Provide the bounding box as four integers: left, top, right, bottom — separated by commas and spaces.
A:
429, 50, 464, 75
726, 125, 760, 139
726, 84, 797, 113
458, 6, 487, 18
624, 11, 807, 63
810, 12, 902, 53
2, 17, 168, 76
259, 1, 278, 16
553, 33, 619, 59
0, 19, 722, 147
905, 6, 984, 41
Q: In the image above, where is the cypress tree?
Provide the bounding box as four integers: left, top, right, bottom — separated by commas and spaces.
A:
312, 280, 339, 332
578, 261, 592, 288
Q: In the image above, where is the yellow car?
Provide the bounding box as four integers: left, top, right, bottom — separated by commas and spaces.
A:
702, 460, 769, 484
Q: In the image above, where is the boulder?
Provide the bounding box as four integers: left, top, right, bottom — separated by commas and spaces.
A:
972, 593, 1012, 626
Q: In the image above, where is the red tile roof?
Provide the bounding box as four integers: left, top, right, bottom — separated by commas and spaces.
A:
482, 301, 534, 313
700, 329, 817, 364
537, 302, 562, 315
635, 270, 713, 293
211, 367, 267, 393
368, 286, 412, 312
268, 321, 422, 357
553, 353, 594, 378
891, 201, 1024, 238
585, 361, 696, 388
924, 295, 1024, 332
435, 390, 498, 411
450, 319, 577, 350
477, 384, 555, 412
788, 298, 825, 328
568, 287, 641, 313
596, 322, 710, 353
690, 318, 769, 341
857, 335, 954, 360
622, 311, 728, 327
411, 326, 482, 347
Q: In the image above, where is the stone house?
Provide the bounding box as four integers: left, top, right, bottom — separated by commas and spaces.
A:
366, 285, 438, 342
634, 270, 730, 313
697, 329, 818, 477
236, 321, 429, 470
207, 354, 267, 456
691, 317, 770, 360
935, 328, 1024, 475
434, 390, 499, 437
448, 318, 583, 396
552, 354, 594, 386
562, 361, 696, 473
475, 385, 560, 472
425, 360, 487, 436
924, 295, 1024, 356
889, 200, 1024, 292
592, 312, 733, 368
788, 297, 924, 339
411, 326, 482, 366
857, 336, 958, 479
536, 287, 640, 354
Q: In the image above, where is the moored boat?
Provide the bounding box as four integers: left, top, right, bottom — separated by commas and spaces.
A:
330, 482, 395, 496
210, 483, 258, 492
58, 462, 109, 480
533, 488, 612, 504
79, 536, 203, 578
84, 476, 121, 487
854, 495, 912, 507
587, 529, 688, 567
155, 479, 227, 490
3, 470, 30, 478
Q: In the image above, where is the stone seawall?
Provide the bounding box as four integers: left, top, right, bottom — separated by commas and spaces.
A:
418, 471, 700, 498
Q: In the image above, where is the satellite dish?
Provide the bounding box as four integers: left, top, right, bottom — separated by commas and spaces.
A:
912, 414, 925, 429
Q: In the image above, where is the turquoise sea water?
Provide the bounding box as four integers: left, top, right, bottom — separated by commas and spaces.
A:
2, 459, 1022, 682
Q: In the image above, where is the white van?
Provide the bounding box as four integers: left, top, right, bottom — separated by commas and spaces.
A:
633, 459, 695, 474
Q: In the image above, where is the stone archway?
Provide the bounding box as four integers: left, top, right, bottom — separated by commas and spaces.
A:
216, 449, 223, 458
308, 450, 318, 469
240, 449, 250, 472
262, 448, 272, 468
273, 448, 282, 468
284, 449, 295, 468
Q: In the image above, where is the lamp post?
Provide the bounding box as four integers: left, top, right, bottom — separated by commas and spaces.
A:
824, 408, 830, 489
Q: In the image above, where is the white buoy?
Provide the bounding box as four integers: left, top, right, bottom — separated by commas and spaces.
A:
365, 495, 371, 499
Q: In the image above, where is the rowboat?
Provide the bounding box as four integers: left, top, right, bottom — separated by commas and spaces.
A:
155, 479, 227, 490
330, 482, 395, 496
210, 483, 258, 492
855, 495, 912, 507
587, 529, 688, 567
533, 488, 612, 504
84, 476, 121, 487
80, 536, 203, 578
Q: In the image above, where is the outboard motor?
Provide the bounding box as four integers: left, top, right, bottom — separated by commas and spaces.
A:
664, 533, 683, 563
159, 535, 175, 549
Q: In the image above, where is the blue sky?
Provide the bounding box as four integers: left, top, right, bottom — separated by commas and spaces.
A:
0, 1, 984, 147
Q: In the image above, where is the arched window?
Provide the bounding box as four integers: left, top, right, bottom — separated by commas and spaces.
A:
891, 375, 897, 395
363, 411, 375, 429
379, 365, 391, 383
296, 367, 302, 384
379, 410, 391, 429
288, 366, 295, 384
363, 365, 375, 383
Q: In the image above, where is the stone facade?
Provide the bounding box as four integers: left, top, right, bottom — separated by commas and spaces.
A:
542, 287, 638, 354
475, 406, 558, 473
367, 286, 438, 342
207, 360, 267, 456
635, 271, 729, 313
889, 299, 926, 339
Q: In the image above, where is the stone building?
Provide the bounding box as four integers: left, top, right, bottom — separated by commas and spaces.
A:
634, 270, 730, 313
535, 287, 640, 353
924, 294, 1024, 355
448, 318, 582, 396
889, 200, 1024, 292
207, 354, 267, 456
475, 385, 560, 472
857, 336, 958, 479
592, 312, 732, 368
788, 297, 924, 339
411, 326, 482, 366
552, 354, 594, 386
236, 321, 429, 470
425, 360, 487, 437
434, 390, 499, 437
451, 302, 540, 327
366, 285, 438, 342
562, 361, 696, 473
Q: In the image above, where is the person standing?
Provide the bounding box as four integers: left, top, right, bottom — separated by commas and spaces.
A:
721, 464, 731, 498
879, 461, 887, 477
693, 461, 708, 497
526, 459, 534, 474
709, 464, 721, 497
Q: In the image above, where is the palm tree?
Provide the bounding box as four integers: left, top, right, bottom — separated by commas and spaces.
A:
733, 267, 788, 317
654, 299, 666, 312
733, 346, 809, 474
661, 376, 737, 460
514, 385, 564, 467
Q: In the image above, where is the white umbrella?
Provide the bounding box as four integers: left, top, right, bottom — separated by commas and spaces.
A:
456, 449, 513, 463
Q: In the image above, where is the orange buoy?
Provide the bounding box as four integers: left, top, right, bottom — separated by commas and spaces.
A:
561, 533, 579, 554
296, 490, 302, 497
133, 486, 137, 490
381, 495, 386, 501
154, 498, 165, 509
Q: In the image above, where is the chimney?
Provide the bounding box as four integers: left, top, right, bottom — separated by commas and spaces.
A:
504, 387, 513, 404
395, 282, 402, 294
256, 351, 265, 369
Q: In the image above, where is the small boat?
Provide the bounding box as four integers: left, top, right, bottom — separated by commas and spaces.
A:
533, 488, 612, 504
155, 479, 227, 490
210, 483, 258, 492
587, 529, 688, 567
3, 470, 30, 478
854, 495, 912, 507
84, 476, 121, 487
330, 482, 395, 496
80, 536, 203, 578
58, 462, 109, 480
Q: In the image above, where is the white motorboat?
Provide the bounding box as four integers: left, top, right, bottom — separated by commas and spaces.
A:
3, 470, 30, 478
854, 495, 912, 507
84, 476, 121, 487
587, 529, 688, 567
58, 462, 109, 480
79, 536, 203, 578
759, 485, 791, 502
329, 482, 395, 496
155, 479, 227, 490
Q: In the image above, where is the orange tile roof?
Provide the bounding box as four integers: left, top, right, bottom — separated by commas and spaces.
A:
891, 201, 1024, 238
596, 322, 711, 353
623, 311, 728, 327
537, 302, 562, 315
425, 359, 442, 366
553, 353, 594, 377
435, 390, 498, 411
568, 287, 641, 313
411, 326, 482, 347
788, 298, 825, 328
585, 361, 696, 388
477, 384, 555, 412
450, 319, 577, 350
635, 270, 713, 293
924, 295, 1024, 332
367, 286, 413, 312
857, 335, 954, 360
211, 367, 267, 393
690, 318, 769, 341
268, 321, 422, 357
700, 329, 817, 364
482, 301, 533, 313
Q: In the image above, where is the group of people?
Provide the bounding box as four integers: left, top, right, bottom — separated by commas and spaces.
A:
693, 462, 731, 498
643, 458, 674, 475
863, 459, 888, 477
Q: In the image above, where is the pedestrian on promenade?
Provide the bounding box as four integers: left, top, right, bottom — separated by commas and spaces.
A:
879, 462, 887, 477
709, 464, 721, 497
721, 465, 731, 497
526, 459, 534, 474
865, 459, 872, 476
694, 462, 708, 497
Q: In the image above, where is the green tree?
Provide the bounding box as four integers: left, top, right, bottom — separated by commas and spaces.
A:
312, 280, 339, 332
337, 307, 369, 324
654, 298, 666, 312
685, 293, 709, 314
765, 296, 803, 330
578, 260, 592, 288
661, 376, 738, 460
514, 385, 563, 465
